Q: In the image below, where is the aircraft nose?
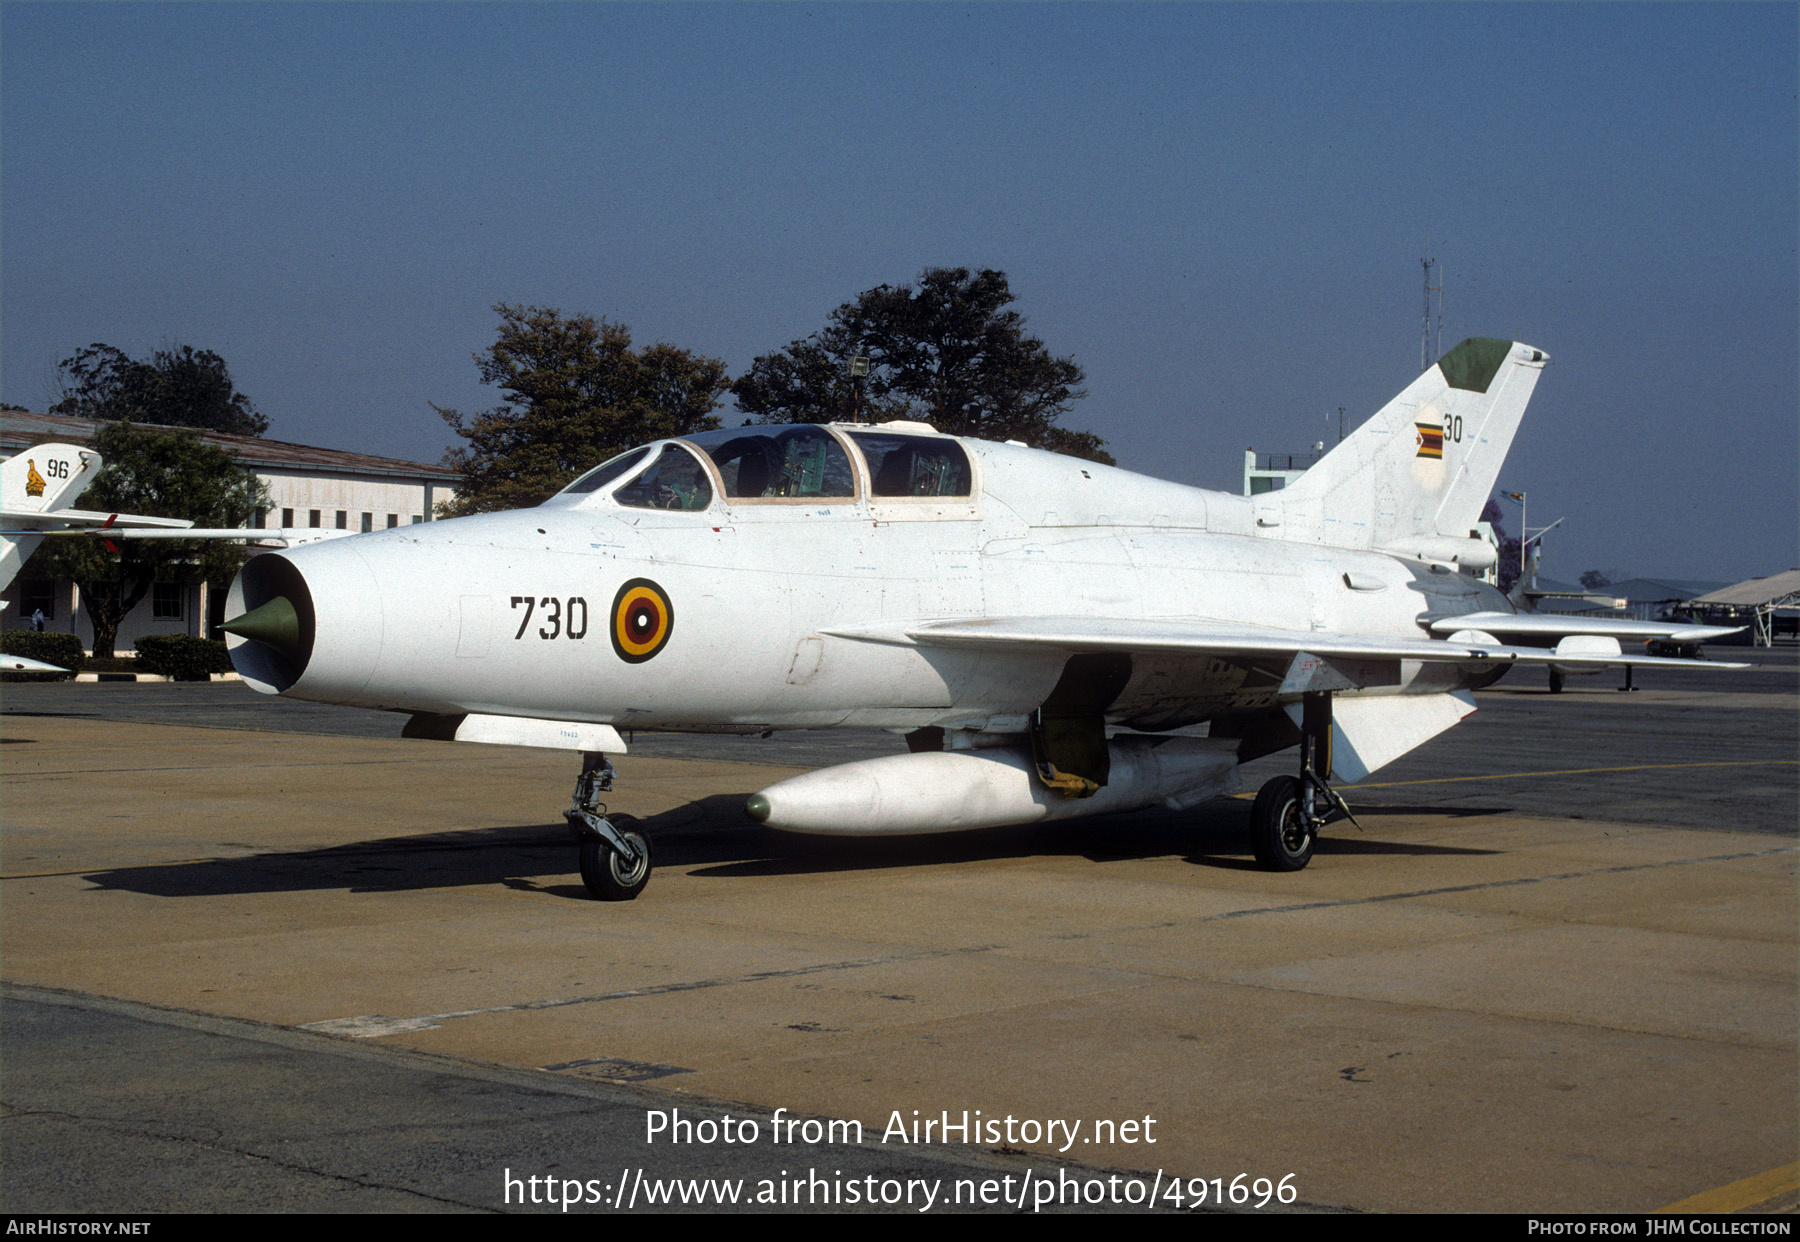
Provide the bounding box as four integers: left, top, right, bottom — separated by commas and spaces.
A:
223, 541, 376, 697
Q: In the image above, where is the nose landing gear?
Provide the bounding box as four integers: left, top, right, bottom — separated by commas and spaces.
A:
567, 752, 651, 901
1249, 691, 1364, 872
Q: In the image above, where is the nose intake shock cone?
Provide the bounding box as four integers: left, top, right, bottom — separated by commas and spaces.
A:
221, 595, 302, 658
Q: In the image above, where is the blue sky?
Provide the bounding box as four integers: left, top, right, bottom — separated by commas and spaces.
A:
4, 3, 1794, 580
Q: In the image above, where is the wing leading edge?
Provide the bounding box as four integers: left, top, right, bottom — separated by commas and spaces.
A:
824, 615, 1747, 672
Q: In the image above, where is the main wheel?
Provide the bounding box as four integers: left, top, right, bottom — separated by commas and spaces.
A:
1250, 775, 1314, 871
579, 827, 651, 901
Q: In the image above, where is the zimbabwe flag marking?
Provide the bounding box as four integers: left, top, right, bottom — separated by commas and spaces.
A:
1415, 422, 1444, 459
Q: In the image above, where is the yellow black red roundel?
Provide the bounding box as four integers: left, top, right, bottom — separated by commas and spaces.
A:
610, 578, 673, 664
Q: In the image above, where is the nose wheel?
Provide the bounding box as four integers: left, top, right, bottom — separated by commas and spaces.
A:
579, 832, 651, 901
566, 752, 652, 901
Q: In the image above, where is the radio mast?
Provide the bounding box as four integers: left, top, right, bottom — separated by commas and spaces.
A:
1420, 244, 1443, 369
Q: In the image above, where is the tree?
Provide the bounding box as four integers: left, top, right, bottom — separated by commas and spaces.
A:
51, 343, 269, 436
22, 423, 267, 658
732, 267, 1113, 464
436, 304, 730, 515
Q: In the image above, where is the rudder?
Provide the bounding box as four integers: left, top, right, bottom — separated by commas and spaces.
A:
1277, 339, 1548, 554
1, 443, 103, 592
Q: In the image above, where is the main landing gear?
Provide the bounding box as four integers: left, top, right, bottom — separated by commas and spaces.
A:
566, 752, 651, 901
1249, 691, 1364, 872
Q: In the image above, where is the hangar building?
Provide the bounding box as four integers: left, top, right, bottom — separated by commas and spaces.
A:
1683, 571, 1800, 646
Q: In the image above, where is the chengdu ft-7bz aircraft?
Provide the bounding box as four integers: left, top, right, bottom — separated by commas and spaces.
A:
218, 338, 1740, 900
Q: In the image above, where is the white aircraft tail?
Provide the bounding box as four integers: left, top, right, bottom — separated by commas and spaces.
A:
3, 443, 100, 516
1, 443, 104, 591
1276, 339, 1548, 556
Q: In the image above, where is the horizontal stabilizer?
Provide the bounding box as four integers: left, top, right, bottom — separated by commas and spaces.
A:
1426, 611, 1741, 643
4, 526, 359, 545
3, 654, 69, 674
0, 508, 193, 530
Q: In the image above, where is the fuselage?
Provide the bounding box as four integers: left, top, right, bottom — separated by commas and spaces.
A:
226, 425, 1512, 735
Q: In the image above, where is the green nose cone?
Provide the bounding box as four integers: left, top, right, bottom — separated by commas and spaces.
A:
743, 793, 771, 824
220, 596, 300, 656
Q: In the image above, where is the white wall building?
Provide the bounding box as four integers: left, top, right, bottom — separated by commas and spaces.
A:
2, 411, 459, 652
1243, 447, 1320, 496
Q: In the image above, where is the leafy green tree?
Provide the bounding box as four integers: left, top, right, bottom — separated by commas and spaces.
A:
23, 423, 266, 658
732, 267, 1112, 464
51, 344, 269, 436
436, 304, 730, 515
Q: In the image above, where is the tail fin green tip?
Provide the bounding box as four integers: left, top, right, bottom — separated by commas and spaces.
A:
1437, 338, 1514, 393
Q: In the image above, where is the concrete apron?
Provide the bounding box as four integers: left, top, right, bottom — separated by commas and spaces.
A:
2, 715, 1794, 1213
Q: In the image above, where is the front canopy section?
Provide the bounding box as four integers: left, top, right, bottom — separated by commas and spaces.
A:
613, 444, 714, 511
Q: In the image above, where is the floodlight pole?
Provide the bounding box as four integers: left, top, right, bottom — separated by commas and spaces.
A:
849, 355, 870, 423
1521, 515, 1564, 594
1516, 491, 1527, 582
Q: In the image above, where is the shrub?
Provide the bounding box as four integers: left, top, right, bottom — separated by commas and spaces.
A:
0, 629, 85, 675
132, 635, 234, 680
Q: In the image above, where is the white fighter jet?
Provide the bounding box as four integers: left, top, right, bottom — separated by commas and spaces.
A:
0, 442, 352, 670
215, 338, 1741, 900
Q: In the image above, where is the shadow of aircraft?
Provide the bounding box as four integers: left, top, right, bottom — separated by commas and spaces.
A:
81, 792, 1507, 900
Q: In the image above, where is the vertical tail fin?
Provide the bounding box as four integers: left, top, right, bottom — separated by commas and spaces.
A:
1, 443, 104, 591
2, 443, 101, 515
1277, 339, 1548, 555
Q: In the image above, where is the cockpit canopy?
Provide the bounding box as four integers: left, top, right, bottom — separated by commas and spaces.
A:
551, 423, 973, 510
845, 430, 971, 497
613, 444, 714, 511
562, 446, 651, 495
686, 425, 855, 500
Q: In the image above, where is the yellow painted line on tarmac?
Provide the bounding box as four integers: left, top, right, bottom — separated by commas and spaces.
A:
1232, 758, 1798, 798
1352, 759, 1799, 790
1656, 1160, 1799, 1214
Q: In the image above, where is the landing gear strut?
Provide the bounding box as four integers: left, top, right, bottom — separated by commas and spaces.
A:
1250, 691, 1363, 872
566, 752, 651, 901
